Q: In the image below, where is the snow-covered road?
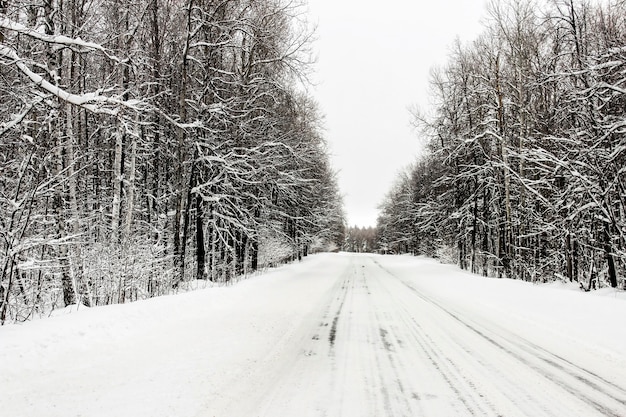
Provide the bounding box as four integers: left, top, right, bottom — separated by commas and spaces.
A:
250, 254, 626, 416
2, 253, 626, 416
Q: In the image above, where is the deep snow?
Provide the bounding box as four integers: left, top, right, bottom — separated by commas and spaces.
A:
1, 253, 625, 416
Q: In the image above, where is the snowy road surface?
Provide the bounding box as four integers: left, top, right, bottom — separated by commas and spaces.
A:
2, 253, 626, 417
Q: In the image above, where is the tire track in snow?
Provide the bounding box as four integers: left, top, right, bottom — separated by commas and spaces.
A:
237, 258, 356, 417
369, 258, 562, 416
326, 258, 427, 416
252, 255, 390, 417
367, 259, 500, 416
327, 260, 355, 351
401, 280, 626, 416
371, 257, 626, 417
331, 259, 390, 416
363, 262, 422, 416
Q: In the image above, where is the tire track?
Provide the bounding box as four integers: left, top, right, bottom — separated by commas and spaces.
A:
401, 279, 626, 416
366, 265, 422, 416
328, 267, 352, 349
252, 258, 355, 417
371, 257, 626, 417
366, 257, 498, 416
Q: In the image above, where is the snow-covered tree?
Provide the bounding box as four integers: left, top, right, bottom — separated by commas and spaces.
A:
0, 0, 343, 323
380, 0, 626, 289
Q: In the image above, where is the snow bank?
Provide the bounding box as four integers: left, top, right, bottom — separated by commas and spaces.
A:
0, 254, 345, 417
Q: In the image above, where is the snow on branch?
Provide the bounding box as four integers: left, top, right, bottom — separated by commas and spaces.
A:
0, 98, 41, 136
0, 16, 110, 55
0, 44, 145, 116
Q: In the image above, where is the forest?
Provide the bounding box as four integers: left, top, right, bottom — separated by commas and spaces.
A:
342, 226, 377, 253
378, 0, 626, 289
0, 0, 345, 323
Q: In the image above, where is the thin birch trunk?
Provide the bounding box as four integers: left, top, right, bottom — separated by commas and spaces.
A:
124, 128, 137, 240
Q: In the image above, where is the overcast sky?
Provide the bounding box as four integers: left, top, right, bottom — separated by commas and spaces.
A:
306, 0, 488, 227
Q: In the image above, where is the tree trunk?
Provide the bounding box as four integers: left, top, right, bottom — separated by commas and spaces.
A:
195, 195, 206, 280
250, 237, 259, 271
565, 232, 573, 282
210, 208, 217, 282
604, 223, 618, 288
124, 129, 137, 240
0, 256, 15, 324
482, 187, 490, 277
111, 127, 124, 244
470, 177, 478, 274
495, 54, 512, 278
173, 0, 193, 288
111, 0, 130, 245
235, 231, 247, 276
66, 102, 87, 305
45, 0, 76, 307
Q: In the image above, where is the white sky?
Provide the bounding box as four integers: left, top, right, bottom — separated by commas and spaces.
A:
306, 0, 488, 227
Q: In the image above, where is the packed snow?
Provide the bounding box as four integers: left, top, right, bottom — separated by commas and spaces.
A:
1, 253, 625, 416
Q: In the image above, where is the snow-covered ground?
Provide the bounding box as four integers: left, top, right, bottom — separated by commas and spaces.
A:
1, 253, 625, 416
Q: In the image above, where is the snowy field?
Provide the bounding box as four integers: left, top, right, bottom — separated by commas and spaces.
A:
1, 253, 625, 416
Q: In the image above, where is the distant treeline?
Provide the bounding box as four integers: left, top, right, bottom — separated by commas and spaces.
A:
343, 226, 378, 253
